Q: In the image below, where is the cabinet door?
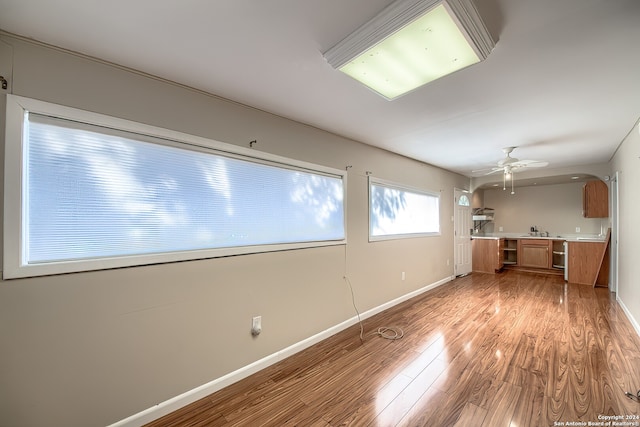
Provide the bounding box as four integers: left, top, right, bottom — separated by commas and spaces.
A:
520, 240, 550, 268
583, 180, 608, 218
498, 239, 505, 268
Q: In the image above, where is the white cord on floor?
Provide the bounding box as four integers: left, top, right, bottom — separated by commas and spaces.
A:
343, 275, 404, 342
343, 275, 365, 341
374, 326, 404, 340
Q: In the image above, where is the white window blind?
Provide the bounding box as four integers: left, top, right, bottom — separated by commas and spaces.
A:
369, 178, 440, 240
4, 95, 346, 278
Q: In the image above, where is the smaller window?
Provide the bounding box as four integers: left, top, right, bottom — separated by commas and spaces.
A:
458, 194, 470, 206
369, 177, 440, 241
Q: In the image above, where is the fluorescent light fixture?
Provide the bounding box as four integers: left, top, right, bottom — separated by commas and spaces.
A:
323, 0, 495, 100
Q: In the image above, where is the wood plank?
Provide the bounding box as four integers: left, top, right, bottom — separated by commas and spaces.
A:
453, 402, 487, 427
144, 271, 640, 427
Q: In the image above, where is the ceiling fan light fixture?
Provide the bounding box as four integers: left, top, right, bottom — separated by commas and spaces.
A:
323, 0, 495, 100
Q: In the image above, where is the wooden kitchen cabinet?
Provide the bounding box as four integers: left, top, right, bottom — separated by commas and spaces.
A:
519, 239, 551, 269
472, 238, 503, 273
567, 231, 610, 286
583, 180, 608, 218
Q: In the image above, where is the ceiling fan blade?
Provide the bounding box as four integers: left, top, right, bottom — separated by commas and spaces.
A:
471, 166, 499, 173
479, 148, 549, 177
512, 160, 549, 168
473, 165, 504, 175
484, 168, 504, 175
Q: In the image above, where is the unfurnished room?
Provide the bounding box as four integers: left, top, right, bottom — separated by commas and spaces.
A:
0, 0, 639, 426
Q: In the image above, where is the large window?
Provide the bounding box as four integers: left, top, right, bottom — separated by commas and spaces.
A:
4, 95, 346, 279
369, 177, 440, 241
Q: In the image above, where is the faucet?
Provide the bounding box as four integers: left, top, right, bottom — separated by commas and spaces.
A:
530, 227, 549, 237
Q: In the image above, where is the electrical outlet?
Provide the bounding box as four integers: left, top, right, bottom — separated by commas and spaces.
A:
499, 226, 503, 232
576, 227, 581, 233
401, 271, 406, 281
251, 316, 262, 336
447, 259, 450, 266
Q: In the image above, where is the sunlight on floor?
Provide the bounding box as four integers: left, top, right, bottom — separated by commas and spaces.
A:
374, 331, 447, 425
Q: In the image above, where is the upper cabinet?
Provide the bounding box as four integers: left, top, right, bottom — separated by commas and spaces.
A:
583, 180, 608, 218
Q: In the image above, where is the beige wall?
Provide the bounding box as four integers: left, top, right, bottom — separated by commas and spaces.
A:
481, 182, 607, 236
0, 35, 469, 426
611, 119, 640, 334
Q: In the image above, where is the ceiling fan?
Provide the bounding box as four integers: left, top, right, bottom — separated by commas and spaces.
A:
474, 147, 549, 194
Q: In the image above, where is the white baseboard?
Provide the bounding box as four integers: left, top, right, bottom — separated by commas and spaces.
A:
617, 295, 640, 338
108, 275, 454, 427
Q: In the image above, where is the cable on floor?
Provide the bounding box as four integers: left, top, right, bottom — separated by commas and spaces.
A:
625, 389, 640, 401
373, 326, 404, 340
343, 275, 364, 342
342, 276, 404, 342
342, 245, 403, 342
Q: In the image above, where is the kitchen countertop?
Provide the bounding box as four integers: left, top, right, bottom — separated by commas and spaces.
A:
471, 233, 606, 242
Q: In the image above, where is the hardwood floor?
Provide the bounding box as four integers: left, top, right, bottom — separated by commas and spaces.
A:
145, 271, 640, 427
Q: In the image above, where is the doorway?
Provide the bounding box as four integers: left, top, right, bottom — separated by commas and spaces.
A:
454, 188, 472, 276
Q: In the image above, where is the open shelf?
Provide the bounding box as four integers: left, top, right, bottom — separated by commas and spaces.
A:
552, 240, 565, 270
503, 238, 518, 265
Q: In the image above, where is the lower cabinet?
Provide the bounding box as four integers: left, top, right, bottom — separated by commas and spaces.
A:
473, 237, 569, 275
567, 240, 609, 286
472, 238, 503, 273
518, 239, 551, 269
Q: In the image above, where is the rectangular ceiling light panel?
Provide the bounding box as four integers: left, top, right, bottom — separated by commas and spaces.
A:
324, 0, 495, 100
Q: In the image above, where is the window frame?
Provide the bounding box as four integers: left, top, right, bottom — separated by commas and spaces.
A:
368, 176, 441, 242
3, 95, 347, 279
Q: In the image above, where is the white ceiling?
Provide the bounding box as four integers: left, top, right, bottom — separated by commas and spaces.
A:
1, 0, 639, 179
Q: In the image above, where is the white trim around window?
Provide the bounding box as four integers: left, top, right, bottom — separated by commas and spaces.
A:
3, 95, 347, 279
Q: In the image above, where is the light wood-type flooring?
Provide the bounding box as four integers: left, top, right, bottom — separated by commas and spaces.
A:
145, 271, 640, 427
